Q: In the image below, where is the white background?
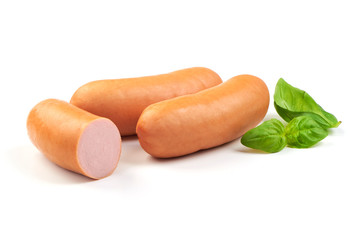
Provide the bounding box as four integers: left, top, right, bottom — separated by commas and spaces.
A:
1, 0, 359, 239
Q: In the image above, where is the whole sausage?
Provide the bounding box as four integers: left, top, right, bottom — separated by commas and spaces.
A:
27, 99, 121, 179
136, 75, 270, 158
70, 67, 222, 136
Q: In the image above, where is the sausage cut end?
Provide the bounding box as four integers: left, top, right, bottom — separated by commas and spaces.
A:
77, 118, 121, 179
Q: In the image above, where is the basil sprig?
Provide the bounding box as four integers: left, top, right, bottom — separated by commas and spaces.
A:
274, 78, 341, 128
241, 116, 328, 152
241, 78, 340, 153
240, 119, 286, 153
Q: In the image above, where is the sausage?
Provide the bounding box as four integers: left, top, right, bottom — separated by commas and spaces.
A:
70, 67, 222, 136
27, 99, 121, 179
136, 75, 270, 158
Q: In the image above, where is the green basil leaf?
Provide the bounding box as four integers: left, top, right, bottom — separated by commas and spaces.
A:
274, 78, 341, 128
241, 119, 287, 153
285, 116, 328, 148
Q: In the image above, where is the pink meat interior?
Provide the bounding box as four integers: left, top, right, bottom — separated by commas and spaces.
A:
77, 118, 121, 179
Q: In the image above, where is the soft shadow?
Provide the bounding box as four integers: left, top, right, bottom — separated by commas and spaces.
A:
328, 124, 344, 136
120, 134, 230, 163
121, 135, 139, 142
150, 140, 236, 163
233, 139, 270, 154
7, 145, 91, 185
263, 112, 286, 123
235, 147, 270, 154
141, 139, 256, 171
118, 135, 152, 165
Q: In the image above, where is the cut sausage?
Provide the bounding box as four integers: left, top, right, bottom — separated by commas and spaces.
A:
70, 67, 222, 136
136, 75, 270, 158
27, 99, 121, 179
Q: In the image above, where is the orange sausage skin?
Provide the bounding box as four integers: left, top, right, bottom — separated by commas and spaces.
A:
27, 99, 121, 179
70, 67, 222, 136
136, 75, 270, 158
